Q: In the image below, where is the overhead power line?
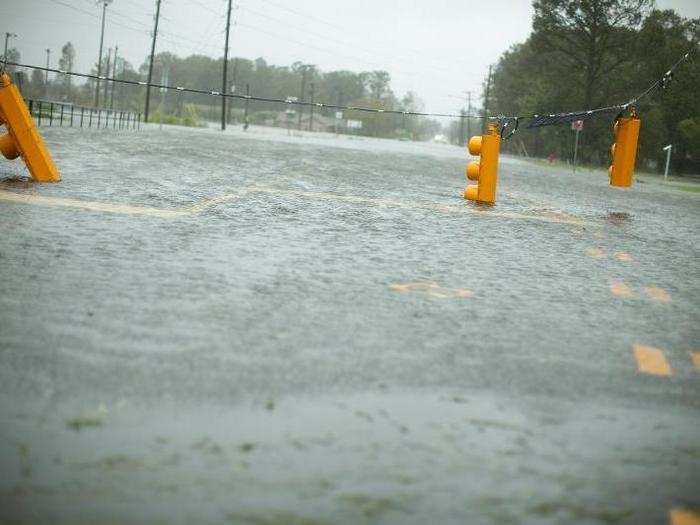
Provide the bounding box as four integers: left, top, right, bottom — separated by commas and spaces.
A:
2, 48, 694, 133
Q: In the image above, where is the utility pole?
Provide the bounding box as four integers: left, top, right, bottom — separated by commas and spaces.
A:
459, 109, 465, 146
465, 90, 472, 141
144, 0, 161, 122
482, 65, 492, 133
227, 57, 237, 124
103, 48, 111, 106
3, 32, 17, 60
335, 90, 342, 134
221, 0, 233, 131
110, 45, 118, 110
95, 0, 112, 108
243, 83, 250, 124
308, 82, 315, 131
44, 48, 50, 99
297, 65, 307, 130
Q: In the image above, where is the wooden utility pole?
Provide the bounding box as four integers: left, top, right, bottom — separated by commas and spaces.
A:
482, 65, 492, 133
44, 48, 50, 99
298, 66, 307, 130
95, 0, 112, 107
465, 90, 472, 140
110, 45, 118, 110
144, 0, 161, 122
227, 58, 237, 124
308, 82, 315, 131
243, 83, 250, 122
102, 48, 111, 106
221, 0, 233, 131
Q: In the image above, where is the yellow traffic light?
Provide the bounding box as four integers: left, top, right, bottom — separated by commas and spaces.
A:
0, 72, 60, 182
609, 114, 640, 188
464, 122, 500, 204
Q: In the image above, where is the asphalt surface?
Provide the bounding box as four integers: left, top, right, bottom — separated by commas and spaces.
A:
0, 124, 699, 525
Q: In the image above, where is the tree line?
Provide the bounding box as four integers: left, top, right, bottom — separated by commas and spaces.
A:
486, 0, 699, 174
5, 47, 440, 141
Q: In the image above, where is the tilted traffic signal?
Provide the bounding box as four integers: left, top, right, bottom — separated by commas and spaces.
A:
609, 112, 640, 188
0, 72, 60, 182
464, 122, 500, 204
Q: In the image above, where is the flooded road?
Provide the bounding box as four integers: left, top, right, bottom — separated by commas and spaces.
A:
1, 124, 699, 524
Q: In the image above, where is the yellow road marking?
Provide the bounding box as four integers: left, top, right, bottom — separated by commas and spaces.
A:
390, 281, 472, 299
586, 247, 605, 259
0, 186, 588, 226
187, 193, 243, 213
690, 352, 700, 371
610, 280, 635, 298
0, 189, 188, 218
250, 185, 587, 225
670, 509, 700, 525
634, 344, 672, 377
614, 251, 632, 261
644, 286, 671, 304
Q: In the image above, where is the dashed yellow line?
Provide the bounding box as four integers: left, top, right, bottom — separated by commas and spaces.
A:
644, 286, 671, 304
670, 509, 700, 525
614, 251, 633, 261
0, 186, 588, 226
610, 280, 635, 299
585, 247, 605, 259
390, 281, 472, 299
634, 344, 672, 377
0, 190, 188, 218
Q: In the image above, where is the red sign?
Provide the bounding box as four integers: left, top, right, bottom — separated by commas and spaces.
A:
571, 120, 584, 131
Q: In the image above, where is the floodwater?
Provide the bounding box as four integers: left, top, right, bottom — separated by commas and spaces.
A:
0, 124, 699, 524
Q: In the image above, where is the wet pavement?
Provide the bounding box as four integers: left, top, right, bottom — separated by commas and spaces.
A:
0, 124, 698, 524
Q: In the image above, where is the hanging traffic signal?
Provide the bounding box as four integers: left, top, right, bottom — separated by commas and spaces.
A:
0, 72, 60, 182
609, 111, 640, 188
464, 122, 500, 204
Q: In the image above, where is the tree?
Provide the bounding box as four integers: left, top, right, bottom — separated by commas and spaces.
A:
58, 42, 76, 98
365, 70, 391, 100
532, 0, 653, 109
3, 48, 20, 73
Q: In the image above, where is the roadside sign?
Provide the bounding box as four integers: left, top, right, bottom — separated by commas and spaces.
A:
335, 111, 343, 120
571, 120, 584, 131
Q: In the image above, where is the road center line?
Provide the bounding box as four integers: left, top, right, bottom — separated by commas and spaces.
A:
633, 344, 672, 377
670, 509, 700, 525
690, 352, 700, 371
0, 186, 588, 226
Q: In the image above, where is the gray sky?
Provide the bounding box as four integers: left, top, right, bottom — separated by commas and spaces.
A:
2, 0, 699, 114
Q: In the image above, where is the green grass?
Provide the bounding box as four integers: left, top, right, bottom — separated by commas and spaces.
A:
674, 184, 700, 193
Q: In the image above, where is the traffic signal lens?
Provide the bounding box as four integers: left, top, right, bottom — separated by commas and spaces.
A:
464, 185, 478, 201
467, 161, 480, 181
0, 133, 19, 159
468, 136, 482, 156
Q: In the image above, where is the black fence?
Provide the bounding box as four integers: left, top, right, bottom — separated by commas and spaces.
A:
26, 99, 141, 131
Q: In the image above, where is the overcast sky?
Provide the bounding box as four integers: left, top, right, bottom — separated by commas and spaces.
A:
2, 0, 699, 114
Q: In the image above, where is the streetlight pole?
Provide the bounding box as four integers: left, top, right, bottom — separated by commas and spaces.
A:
95, 0, 113, 108
662, 144, 672, 183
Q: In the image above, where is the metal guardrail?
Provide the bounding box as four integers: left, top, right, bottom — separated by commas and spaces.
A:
26, 99, 141, 131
